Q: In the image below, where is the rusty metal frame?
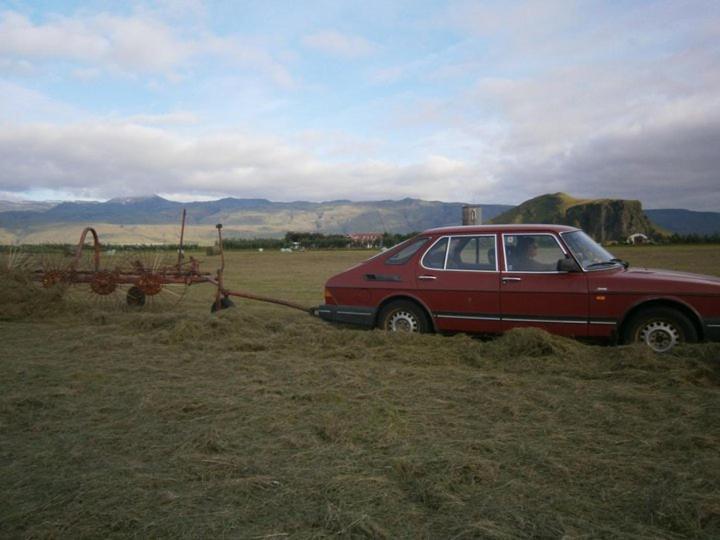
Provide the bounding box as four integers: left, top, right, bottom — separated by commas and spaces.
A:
32, 209, 312, 313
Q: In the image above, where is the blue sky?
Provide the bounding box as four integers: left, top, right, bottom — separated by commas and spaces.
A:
0, 0, 718, 210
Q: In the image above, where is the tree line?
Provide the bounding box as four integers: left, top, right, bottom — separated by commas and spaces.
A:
223, 231, 419, 250
3, 231, 717, 253
666, 233, 720, 244
0, 232, 419, 253
0, 243, 199, 254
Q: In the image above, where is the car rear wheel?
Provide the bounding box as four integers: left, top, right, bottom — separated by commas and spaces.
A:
622, 307, 697, 353
378, 301, 430, 333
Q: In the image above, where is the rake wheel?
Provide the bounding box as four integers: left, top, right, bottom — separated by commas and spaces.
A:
136, 272, 164, 296
90, 271, 119, 296
41, 269, 66, 288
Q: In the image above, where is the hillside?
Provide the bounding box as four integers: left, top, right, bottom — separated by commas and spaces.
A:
0, 200, 57, 212
491, 193, 660, 242
0, 197, 511, 244
0, 194, 718, 245
646, 209, 720, 236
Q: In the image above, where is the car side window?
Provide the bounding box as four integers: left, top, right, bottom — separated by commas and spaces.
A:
386, 238, 429, 265
447, 236, 496, 270
421, 237, 448, 269
504, 234, 564, 272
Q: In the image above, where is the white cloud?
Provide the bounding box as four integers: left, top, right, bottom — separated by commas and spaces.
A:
158, 192, 222, 203
0, 11, 109, 62
1, 2, 719, 211
498, 111, 720, 210
94, 14, 192, 73
464, 37, 720, 202
0, 57, 35, 76
71, 67, 102, 80
368, 0, 720, 210
0, 121, 490, 203
302, 30, 377, 58
122, 111, 200, 126
153, 0, 208, 21
0, 10, 293, 84
0, 80, 83, 124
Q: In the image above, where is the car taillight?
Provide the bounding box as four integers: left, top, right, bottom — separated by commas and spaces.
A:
324, 287, 336, 305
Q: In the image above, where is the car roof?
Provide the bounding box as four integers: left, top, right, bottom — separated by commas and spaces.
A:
421, 223, 580, 235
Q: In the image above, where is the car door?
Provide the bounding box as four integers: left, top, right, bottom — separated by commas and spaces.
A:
500, 233, 589, 337
414, 234, 502, 333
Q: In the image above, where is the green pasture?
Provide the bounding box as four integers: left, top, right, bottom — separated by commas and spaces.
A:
1, 244, 719, 538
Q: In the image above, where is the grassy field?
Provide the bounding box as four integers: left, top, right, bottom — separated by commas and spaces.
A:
1, 245, 719, 538
612, 244, 720, 276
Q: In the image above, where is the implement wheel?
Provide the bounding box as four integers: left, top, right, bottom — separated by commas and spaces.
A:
90, 271, 118, 296
211, 297, 235, 313
126, 286, 146, 307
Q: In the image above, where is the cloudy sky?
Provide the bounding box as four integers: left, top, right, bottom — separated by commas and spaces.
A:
0, 0, 718, 210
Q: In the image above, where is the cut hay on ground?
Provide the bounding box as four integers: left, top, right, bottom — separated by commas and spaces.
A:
2, 247, 720, 538
2, 303, 720, 538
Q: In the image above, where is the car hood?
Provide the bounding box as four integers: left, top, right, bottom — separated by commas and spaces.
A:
596, 266, 720, 293
628, 267, 720, 284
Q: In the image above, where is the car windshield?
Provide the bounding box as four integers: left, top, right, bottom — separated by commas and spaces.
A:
561, 230, 619, 270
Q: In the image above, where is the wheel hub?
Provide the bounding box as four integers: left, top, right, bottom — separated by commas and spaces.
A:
90, 271, 118, 295
639, 321, 679, 353
136, 273, 163, 296
41, 270, 65, 288
389, 311, 418, 333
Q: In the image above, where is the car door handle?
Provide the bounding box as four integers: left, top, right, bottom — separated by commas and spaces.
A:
418, 275, 437, 280
502, 277, 522, 283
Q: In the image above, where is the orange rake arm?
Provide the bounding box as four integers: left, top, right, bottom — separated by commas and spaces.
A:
206, 277, 312, 313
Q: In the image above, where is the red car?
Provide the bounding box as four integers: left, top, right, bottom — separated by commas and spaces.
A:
318, 224, 720, 352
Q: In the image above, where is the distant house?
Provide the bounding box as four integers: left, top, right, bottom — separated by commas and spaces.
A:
347, 233, 383, 248
627, 233, 650, 245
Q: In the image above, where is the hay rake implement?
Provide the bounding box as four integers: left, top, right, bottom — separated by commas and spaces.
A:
30, 210, 311, 314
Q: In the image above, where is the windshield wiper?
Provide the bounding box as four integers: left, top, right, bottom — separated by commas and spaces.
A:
610, 258, 629, 269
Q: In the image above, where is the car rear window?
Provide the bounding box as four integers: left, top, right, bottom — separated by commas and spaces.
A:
421, 237, 449, 269
385, 238, 429, 265
421, 235, 497, 271
447, 236, 496, 270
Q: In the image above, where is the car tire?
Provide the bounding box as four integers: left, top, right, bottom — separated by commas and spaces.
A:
378, 300, 431, 333
622, 307, 697, 353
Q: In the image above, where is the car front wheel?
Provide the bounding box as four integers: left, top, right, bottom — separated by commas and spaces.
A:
622, 307, 697, 353
378, 301, 430, 333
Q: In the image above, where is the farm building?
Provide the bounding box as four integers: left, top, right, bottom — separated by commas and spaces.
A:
347, 232, 383, 248
627, 232, 650, 244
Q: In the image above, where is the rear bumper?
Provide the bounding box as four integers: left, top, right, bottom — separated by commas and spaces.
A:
316, 304, 377, 328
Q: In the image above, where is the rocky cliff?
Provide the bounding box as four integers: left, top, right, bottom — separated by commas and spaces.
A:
491, 193, 660, 242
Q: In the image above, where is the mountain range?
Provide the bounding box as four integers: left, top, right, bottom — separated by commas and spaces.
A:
0, 194, 717, 245
0, 196, 511, 244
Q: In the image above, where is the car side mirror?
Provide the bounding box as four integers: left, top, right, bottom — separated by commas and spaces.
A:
557, 256, 581, 273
